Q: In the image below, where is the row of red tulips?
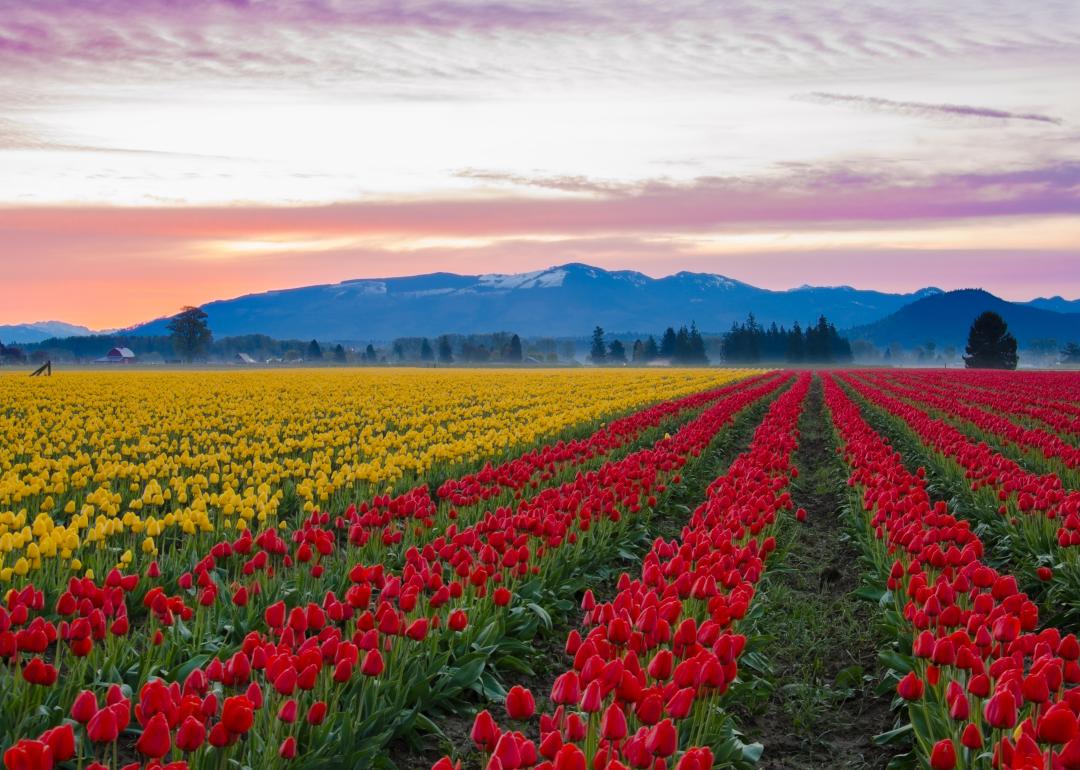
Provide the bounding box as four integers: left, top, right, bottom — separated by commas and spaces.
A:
882, 370, 1080, 443
436, 374, 777, 509
429, 373, 812, 770
296, 372, 783, 573
3, 375, 790, 770
867, 372, 1080, 474
837, 372, 1080, 551
822, 372, 1080, 770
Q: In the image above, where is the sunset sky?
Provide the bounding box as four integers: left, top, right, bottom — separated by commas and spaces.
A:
2, 0, 1078, 329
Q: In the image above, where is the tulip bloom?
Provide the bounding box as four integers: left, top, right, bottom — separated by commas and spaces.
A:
984, 691, 1018, 730
175, 715, 207, 752
221, 695, 255, 735
929, 738, 956, 770
896, 672, 924, 701
505, 686, 535, 720
87, 706, 120, 743
136, 713, 172, 758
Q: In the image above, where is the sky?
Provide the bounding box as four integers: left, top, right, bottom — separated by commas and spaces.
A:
1, 0, 1078, 329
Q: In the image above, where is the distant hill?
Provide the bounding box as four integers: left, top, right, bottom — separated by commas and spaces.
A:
0, 321, 93, 344
128, 263, 944, 341
1024, 296, 1080, 314
848, 289, 1080, 349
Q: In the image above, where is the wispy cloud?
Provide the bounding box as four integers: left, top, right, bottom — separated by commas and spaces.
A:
802, 92, 1063, 125
4, 162, 1079, 240
453, 168, 631, 196
0, 116, 241, 159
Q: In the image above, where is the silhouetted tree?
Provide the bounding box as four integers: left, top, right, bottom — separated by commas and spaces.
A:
643, 336, 659, 361
333, 344, 346, 362
659, 328, 678, 358
307, 339, 323, 359
437, 335, 454, 364
364, 344, 377, 363
964, 311, 1017, 370
590, 326, 607, 363
608, 339, 627, 362
1061, 342, 1080, 364
508, 334, 523, 362
631, 339, 644, 362
687, 322, 707, 364
420, 338, 435, 362
787, 322, 804, 362
167, 306, 213, 362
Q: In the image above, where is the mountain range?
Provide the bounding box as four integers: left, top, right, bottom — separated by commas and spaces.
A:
5, 264, 1079, 349
0, 321, 93, 345
126, 263, 947, 341
849, 289, 1080, 349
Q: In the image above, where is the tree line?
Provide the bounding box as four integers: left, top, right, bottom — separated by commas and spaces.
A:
589, 324, 708, 365
723, 314, 852, 363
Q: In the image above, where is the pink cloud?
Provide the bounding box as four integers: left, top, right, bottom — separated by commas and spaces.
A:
4, 163, 1078, 241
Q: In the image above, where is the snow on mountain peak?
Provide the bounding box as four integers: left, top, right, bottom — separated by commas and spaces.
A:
478, 268, 567, 290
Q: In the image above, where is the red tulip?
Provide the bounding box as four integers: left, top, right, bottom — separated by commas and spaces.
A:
929, 738, 955, 770
40, 725, 75, 762
505, 686, 535, 720
646, 719, 677, 757
87, 706, 120, 743
1038, 703, 1079, 744
279, 737, 297, 759
175, 715, 207, 752
984, 691, 1017, 730
553, 744, 586, 770
2, 740, 53, 770
71, 690, 98, 724
550, 672, 580, 705
361, 649, 384, 677
136, 713, 172, 758
601, 703, 627, 740
307, 701, 328, 725
278, 699, 298, 723
896, 672, 924, 701
221, 695, 254, 734
960, 723, 983, 750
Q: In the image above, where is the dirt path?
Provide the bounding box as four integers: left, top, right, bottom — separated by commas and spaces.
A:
743, 375, 896, 770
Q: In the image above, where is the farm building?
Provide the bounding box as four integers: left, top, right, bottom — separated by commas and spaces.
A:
95, 346, 135, 363
235, 352, 257, 364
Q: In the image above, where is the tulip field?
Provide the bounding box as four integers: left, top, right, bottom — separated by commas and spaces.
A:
3, 368, 1080, 770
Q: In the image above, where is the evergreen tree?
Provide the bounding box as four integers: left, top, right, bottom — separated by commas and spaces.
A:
687, 322, 707, 364
964, 312, 1017, 369
590, 326, 607, 363
420, 338, 435, 362
167, 306, 213, 362
659, 327, 678, 358
437, 335, 454, 364
508, 334, 523, 362
307, 339, 323, 359
674, 325, 691, 361
787, 321, 804, 362
392, 341, 404, 361
364, 344, 377, 363
631, 339, 644, 362
608, 339, 627, 362
333, 344, 346, 363
643, 336, 659, 360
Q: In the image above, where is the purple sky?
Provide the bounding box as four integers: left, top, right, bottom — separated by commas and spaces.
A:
0, 0, 1078, 327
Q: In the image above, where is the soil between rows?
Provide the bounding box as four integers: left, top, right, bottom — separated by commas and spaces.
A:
742, 376, 895, 770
